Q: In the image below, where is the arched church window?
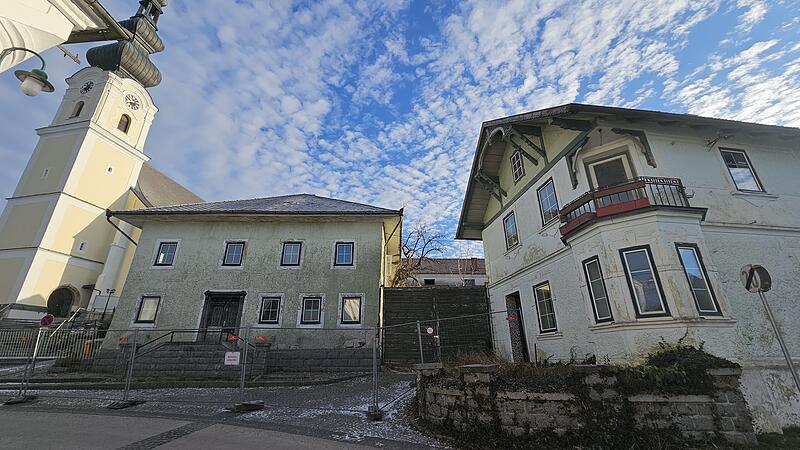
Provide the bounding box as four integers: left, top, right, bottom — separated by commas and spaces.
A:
70, 101, 84, 118
47, 286, 77, 317
118, 114, 131, 133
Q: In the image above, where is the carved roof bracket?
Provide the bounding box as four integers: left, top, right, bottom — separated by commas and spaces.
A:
475, 171, 507, 203
611, 128, 657, 168
510, 126, 546, 159
505, 133, 539, 166
563, 130, 592, 189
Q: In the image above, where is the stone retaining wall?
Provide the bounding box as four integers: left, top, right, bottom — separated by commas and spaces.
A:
416, 364, 757, 446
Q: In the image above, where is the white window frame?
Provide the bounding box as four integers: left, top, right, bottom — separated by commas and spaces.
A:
586, 151, 635, 189
536, 178, 559, 226
510, 151, 525, 182
533, 281, 558, 333
620, 246, 669, 318
675, 244, 721, 316
256, 293, 283, 327
337, 293, 365, 327
331, 241, 357, 269
132, 294, 161, 327
719, 148, 764, 192
503, 211, 520, 250
297, 294, 325, 328
582, 257, 613, 323
279, 240, 304, 269
220, 239, 247, 269
152, 239, 180, 269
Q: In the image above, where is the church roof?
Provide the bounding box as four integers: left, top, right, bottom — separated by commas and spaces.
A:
133, 163, 203, 207
112, 193, 402, 223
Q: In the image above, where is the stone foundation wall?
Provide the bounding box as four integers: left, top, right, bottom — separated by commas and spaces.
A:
416, 364, 757, 446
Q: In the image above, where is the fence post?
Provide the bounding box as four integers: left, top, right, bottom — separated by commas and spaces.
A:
122, 329, 138, 402
416, 321, 424, 364
22, 328, 44, 397
367, 327, 383, 420
239, 326, 249, 404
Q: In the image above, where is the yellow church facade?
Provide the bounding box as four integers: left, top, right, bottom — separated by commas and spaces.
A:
0, 66, 200, 317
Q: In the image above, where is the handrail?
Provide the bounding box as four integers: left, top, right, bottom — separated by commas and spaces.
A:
560, 176, 688, 222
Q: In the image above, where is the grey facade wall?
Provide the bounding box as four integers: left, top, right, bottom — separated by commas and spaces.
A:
108, 218, 386, 348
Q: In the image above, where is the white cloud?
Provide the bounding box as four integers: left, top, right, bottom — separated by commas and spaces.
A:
0, 0, 797, 257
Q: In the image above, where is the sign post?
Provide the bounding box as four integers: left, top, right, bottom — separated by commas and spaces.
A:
741, 265, 800, 394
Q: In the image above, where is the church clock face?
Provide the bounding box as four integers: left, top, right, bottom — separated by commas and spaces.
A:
80, 81, 94, 94
124, 93, 141, 111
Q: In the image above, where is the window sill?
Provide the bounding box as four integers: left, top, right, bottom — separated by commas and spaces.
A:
151, 265, 175, 270
539, 218, 559, 234
130, 322, 156, 328
252, 322, 281, 329
731, 190, 778, 200
338, 323, 363, 329
536, 331, 562, 340
278, 265, 303, 270
296, 322, 324, 329
504, 243, 521, 256
332, 265, 357, 270
219, 265, 244, 271
589, 316, 736, 333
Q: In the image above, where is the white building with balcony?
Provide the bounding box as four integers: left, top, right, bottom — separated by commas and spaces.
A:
456, 104, 800, 432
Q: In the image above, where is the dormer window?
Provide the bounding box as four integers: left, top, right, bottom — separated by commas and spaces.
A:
70, 101, 84, 118
117, 114, 131, 133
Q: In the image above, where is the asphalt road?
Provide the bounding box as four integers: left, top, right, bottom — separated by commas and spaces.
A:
0, 373, 442, 450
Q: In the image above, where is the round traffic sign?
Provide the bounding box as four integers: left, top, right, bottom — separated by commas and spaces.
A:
741, 264, 772, 293
40, 313, 54, 327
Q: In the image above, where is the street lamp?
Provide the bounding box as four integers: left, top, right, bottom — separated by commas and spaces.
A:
0, 47, 55, 96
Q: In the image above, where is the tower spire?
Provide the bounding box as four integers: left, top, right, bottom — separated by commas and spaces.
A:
85, 0, 168, 88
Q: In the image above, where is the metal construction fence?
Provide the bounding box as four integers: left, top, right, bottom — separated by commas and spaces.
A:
0, 309, 514, 415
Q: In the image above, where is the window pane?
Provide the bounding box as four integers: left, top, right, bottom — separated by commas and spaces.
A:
335, 243, 353, 265
592, 158, 629, 187
302, 298, 321, 323
729, 168, 760, 191
224, 243, 244, 265
156, 243, 177, 265
511, 152, 524, 181
282, 243, 301, 265
631, 271, 663, 313
537, 180, 559, 224
342, 297, 361, 323
721, 150, 761, 191
260, 297, 280, 322
593, 293, 612, 319
586, 260, 601, 281
504, 213, 519, 248
678, 247, 718, 313
624, 250, 650, 273
137, 297, 159, 322
534, 283, 557, 332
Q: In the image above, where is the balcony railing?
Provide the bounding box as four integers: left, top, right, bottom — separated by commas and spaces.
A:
559, 177, 690, 237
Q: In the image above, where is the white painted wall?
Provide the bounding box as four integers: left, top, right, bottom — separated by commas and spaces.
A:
479, 121, 800, 432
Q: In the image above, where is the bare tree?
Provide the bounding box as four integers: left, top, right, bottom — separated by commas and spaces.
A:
392, 224, 447, 287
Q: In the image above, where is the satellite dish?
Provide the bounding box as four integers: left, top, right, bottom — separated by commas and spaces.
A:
741, 264, 772, 293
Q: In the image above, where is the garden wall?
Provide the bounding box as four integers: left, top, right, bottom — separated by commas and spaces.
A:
416, 364, 757, 447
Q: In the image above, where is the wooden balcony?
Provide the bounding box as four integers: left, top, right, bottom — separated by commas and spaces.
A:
559, 177, 691, 238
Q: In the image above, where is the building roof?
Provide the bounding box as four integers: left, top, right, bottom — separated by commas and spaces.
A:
111, 193, 402, 224
456, 103, 800, 240
132, 163, 204, 207
414, 258, 486, 275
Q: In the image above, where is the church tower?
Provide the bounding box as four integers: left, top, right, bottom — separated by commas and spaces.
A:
0, 1, 169, 317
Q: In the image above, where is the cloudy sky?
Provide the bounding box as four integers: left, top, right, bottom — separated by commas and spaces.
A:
1, 0, 799, 256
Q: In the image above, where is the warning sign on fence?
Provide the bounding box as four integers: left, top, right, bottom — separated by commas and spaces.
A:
224, 351, 240, 365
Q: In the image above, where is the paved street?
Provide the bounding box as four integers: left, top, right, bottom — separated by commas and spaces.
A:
0, 373, 442, 449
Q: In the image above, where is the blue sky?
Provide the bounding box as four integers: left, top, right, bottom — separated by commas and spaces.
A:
2, 0, 799, 256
